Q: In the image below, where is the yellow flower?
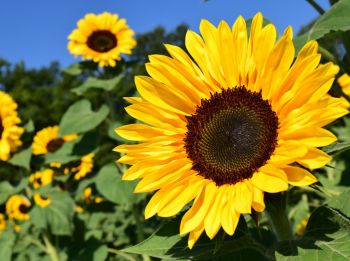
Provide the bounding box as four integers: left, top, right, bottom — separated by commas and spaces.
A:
32, 126, 77, 155
338, 73, 350, 96
115, 13, 348, 249
13, 224, 21, 233
83, 187, 92, 201
295, 214, 310, 236
75, 205, 84, 213
68, 12, 136, 67
33, 193, 51, 208
29, 169, 54, 189
6, 195, 30, 221
0, 91, 24, 161
71, 153, 94, 180
0, 213, 6, 231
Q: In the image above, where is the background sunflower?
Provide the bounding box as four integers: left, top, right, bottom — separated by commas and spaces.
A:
68, 12, 137, 67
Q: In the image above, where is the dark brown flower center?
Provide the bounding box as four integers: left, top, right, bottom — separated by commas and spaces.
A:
19, 204, 28, 214
87, 30, 117, 53
0, 118, 3, 139
184, 87, 279, 186
46, 138, 65, 153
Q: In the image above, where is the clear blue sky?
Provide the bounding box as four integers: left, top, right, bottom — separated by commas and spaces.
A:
0, 0, 329, 68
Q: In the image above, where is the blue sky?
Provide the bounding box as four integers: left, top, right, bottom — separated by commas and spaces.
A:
0, 0, 329, 68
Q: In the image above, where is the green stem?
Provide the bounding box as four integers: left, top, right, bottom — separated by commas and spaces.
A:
318, 46, 338, 63
43, 234, 60, 261
306, 0, 325, 14
132, 206, 151, 261
22, 237, 47, 253
265, 193, 297, 255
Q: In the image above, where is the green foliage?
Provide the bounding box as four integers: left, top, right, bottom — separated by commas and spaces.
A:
59, 99, 109, 136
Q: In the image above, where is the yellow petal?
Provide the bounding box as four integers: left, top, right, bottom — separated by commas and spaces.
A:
297, 147, 331, 170
251, 165, 288, 193
283, 166, 317, 186
180, 182, 216, 235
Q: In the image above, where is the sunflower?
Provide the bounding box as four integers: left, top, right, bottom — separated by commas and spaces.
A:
295, 213, 310, 236
68, 12, 136, 67
32, 126, 77, 155
71, 153, 94, 180
6, 195, 30, 221
29, 169, 54, 189
115, 13, 348, 248
33, 193, 51, 208
83, 187, 103, 204
338, 73, 350, 96
0, 213, 6, 231
0, 91, 24, 161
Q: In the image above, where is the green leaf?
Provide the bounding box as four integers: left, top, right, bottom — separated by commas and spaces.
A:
59, 99, 109, 136
0, 231, 15, 261
326, 188, 350, 217
293, 0, 350, 52
123, 217, 271, 260
23, 120, 34, 133
277, 206, 350, 260
0, 178, 28, 204
8, 146, 32, 170
95, 164, 140, 206
30, 190, 75, 235
323, 141, 350, 156
62, 63, 83, 76
71, 75, 124, 95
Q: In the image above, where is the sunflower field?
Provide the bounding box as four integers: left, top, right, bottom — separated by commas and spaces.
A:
1, 1, 350, 260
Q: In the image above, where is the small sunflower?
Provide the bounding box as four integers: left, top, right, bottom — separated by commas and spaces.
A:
295, 213, 310, 236
0, 213, 6, 231
83, 187, 103, 204
71, 153, 94, 180
32, 126, 77, 155
33, 193, 52, 208
6, 195, 30, 221
29, 169, 54, 189
115, 13, 348, 248
0, 91, 24, 161
338, 73, 350, 96
68, 12, 136, 67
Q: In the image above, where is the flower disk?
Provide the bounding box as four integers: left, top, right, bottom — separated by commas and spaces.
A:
185, 87, 278, 185
115, 13, 349, 249
68, 12, 136, 67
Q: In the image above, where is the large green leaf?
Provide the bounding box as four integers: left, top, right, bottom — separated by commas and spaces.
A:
123, 217, 271, 260
59, 99, 109, 136
30, 190, 75, 235
71, 75, 124, 95
95, 164, 140, 206
0, 231, 16, 261
8, 146, 32, 170
293, 0, 350, 52
326, 188, 350, 217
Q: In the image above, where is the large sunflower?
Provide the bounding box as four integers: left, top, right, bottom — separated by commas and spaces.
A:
32, 126, 77, 155
115, 13, 348, 248
68, 12, 136, 67
0, 91, 24, 161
